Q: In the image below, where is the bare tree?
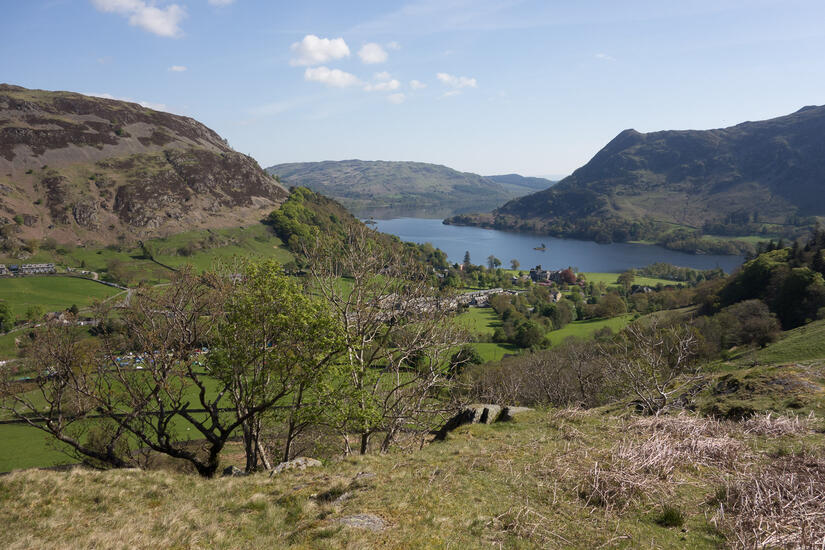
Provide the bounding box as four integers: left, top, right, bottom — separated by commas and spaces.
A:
600, 318, 700, 414
304, 226, 466, 454
1, 266, 339, 477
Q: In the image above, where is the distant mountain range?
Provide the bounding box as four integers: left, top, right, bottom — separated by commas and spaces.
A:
447, 105, 825, 253
266, 160, 554, 215
0, 84, 286, 245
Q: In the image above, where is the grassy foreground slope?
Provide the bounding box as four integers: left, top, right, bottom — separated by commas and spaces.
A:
2, 408, 822, 549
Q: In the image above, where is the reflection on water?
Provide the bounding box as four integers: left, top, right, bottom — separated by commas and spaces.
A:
353, 203, 502, 220
373, 217, 744, 273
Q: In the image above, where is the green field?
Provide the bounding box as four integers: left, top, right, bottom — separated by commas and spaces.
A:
0, 423, 76, 472
545, 314, 633, 347
0, 276, 122, 317
471, 342, 520, 362
581, 272, 676, 288
457, 307, 500, 336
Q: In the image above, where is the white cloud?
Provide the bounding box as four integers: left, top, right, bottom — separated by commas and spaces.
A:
387, 93, 406, 104
290, 35, 350, 66
386, 41, 400, 50
440, 90, 462, 98
436, 72, 477, 88
364, 79, 400, 92
595, 52, 615, 61
358, 42, 389, 64
168, 65, 187, 72
91, 0, 186, 38
304, 66, 361, 88
208, 0, 235, 5
410, 79, 426, 89
374, 71, 392, 81
88, 92, 168, 112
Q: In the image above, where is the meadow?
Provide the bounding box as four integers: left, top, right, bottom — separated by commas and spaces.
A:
580, 272, 677, 288
543, 314, 633, 347
0, 276, 121, 318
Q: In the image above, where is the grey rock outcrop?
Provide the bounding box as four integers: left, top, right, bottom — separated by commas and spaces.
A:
221, 465, 247, 477
336, 513, 386, 531
270, 456, 322, 476
434, 404, 533, 440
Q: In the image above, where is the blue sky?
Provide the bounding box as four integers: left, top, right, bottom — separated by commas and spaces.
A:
2, 0, 825, 177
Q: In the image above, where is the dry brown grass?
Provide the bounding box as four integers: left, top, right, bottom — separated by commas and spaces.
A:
713, 453, 825, 549
741, 411, 816, 437
573, 413, 753, 512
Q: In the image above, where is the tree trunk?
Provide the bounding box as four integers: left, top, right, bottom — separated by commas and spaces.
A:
283, 417, 297, 463
359, 432, 370, 454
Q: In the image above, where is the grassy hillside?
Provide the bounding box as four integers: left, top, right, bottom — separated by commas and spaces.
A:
0, 224, 292, 287
755, 319, 825, 364
266, 160, 537, 216
0, 84, 287, 247
2, 408, 822, 549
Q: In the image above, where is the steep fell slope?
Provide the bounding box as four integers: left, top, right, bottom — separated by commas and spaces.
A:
448, 106, 825, 246
0, 84, 287, 245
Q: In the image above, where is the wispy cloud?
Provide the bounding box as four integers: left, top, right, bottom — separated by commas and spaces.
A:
304, 66, 361, 88
388, 93, 406, 104
290, 35, 350, 66
208, 0, 235, 5
168, 65, 187, 72
595, 52, 615, 61
90, 0, 186, 38
358, 42, 389, 64
410, 79, 427, 89
437, 72, 477, 88
364, 79, 400, 92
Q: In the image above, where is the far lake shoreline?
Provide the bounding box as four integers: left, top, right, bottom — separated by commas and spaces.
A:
371, 217, 744, 274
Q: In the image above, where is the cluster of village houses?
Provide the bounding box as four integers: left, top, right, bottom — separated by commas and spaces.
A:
0, 263, 56, 276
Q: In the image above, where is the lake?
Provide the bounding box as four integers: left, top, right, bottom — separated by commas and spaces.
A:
372, 218, 744, 273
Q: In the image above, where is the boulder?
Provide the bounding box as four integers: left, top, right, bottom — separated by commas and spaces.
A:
434, 404, 533, 440
222, 465, 247, 477
270, 456, 322, 476
336, 513, 386, 531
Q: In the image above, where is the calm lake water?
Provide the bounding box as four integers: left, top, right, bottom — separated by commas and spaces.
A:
372, 218, 744, 273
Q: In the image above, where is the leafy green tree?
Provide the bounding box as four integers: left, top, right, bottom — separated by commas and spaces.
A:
617, 269, 636, 293
209, 261, 344, 469
463, 250, 471, 266
0, 303, 14, 332
25, 305, 45, 322
515, 320, 544, 348
510, 259, 520, 271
